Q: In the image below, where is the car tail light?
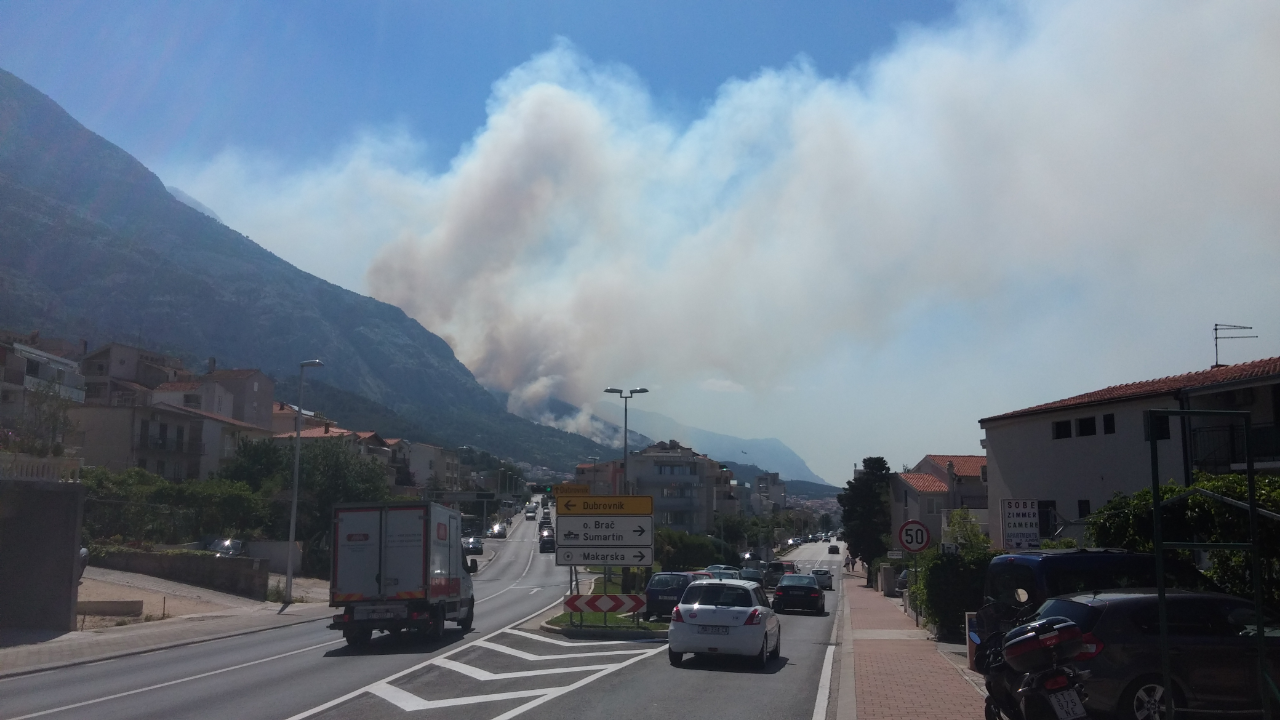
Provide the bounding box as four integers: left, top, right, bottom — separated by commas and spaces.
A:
810, 590, 821, 597
744, 609, 762, 625
671, 607, 684, 623
1043, 673, 1069, 691
1073, 632, 1104, 660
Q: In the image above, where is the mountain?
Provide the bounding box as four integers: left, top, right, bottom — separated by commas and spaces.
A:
166, 186, 221, 223
0, 67, 615, 470
593, 402, 829, 485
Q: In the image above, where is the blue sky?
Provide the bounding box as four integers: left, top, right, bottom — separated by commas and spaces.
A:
0, 1, 954, 169
2, 2, 1278, 484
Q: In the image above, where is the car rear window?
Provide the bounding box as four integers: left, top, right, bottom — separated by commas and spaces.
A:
681, 584, 755, 608
740, 570, 763, 580
767, 562, 785, 573
812, 569, 830, 575
648, 574, 688, 590
1034, 599, 1103, 633
778, 575, 817, 586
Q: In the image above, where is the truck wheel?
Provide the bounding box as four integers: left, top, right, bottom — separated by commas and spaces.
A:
459, 599, 474, 630
344, 629, 372, 647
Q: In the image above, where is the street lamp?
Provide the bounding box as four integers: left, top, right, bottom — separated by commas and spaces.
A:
604, 388, 647, 494
286, 359, 324, 604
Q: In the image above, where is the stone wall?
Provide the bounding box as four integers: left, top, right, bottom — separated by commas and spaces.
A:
91, 549, 269, 601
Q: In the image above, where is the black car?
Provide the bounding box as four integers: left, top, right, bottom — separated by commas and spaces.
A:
991, 589, 1280, 719
739, 568, 765, 585
772, 574, 824, 614
538, 532, 555, 553
643, 572, 695, 620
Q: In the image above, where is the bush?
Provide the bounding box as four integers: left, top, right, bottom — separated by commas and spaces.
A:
655, 528, 720, 570
910, 547, 996, 640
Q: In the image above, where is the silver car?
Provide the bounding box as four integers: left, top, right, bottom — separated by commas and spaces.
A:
811, 568, 833, 590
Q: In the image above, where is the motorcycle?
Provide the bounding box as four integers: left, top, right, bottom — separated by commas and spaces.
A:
972, 616, 1090, 720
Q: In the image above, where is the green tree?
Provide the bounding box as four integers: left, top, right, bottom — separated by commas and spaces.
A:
655, 528, 720, 570
15, 379, 77, 456
218, 438, 290, 491
839, 456, 892, 569
943, 508, 990, 550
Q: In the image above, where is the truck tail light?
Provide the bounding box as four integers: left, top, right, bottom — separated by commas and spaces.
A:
744, 609, 762, 625
1074, 633, 1104, 660
333, 614, 350, 623
671, 607, 685, 623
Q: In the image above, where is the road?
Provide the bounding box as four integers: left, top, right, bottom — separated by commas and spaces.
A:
0, 516, 845, 720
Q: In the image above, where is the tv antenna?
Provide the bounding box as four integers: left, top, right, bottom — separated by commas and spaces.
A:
1213, 323, 1256, 367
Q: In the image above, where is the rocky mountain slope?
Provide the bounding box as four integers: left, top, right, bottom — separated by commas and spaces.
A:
0, 67, 614, 470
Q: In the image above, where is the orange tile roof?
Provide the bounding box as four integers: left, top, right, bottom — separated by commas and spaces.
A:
151, 403, 265, 432
899, 473, 949, 494
274, 425, 354, 439
981, 355, 1280, 423
207, 369, 264, 379
925, 455, 986, 477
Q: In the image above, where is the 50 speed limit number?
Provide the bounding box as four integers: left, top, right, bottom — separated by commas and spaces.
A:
898, 519, 931, 553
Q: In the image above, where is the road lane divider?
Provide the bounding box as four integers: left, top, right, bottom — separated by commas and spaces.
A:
811, 579, 842, 720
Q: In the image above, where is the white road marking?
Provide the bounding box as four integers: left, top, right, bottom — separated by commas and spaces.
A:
475, 539, 542, 606
472, 640, 649, 661
368, 684, 550, 711
811, 567, 842, 720
487, 645, 664, 720
434, 657, 617, 681
529, 588, 539, 594
500, 629, 649, 646
7, 639, 342, 720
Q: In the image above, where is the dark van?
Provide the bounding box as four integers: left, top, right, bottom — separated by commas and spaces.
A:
644, 572, 694, 621
980, 549, 1215, 632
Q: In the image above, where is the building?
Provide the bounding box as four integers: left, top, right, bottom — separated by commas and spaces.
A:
410, 443, 460, 489
152, 380, 235, 418
752, 472, 787, 515
979, 355, 1280, 549
909, 454, 989, 535
0, 342, 86, 432
573, 460, 626, 495
70, 402, 272, 481
271, 401, 328, 434
889, 473, 949, 550
200, 363, 274, 430
81, 343, 184, 406
630, 440, 722, 534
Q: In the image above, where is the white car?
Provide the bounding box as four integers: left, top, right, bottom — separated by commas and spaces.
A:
811, 568, 833, 590
667, 579, 781, 669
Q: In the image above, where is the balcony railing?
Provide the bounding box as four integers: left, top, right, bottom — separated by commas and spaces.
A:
135, 438, 205, 455
1191, 423, 1280, 470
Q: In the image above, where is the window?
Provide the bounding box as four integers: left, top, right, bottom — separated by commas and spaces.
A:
680, 584, 754, 608
1144, 413, 1171, 441
155, 460, 166, 476
1077, 500, 1091, 519
925, 498, 940, 514
25, 358, 40, 377
183, 393, 201, 409
1076, 417, 1096, 437
0, 390, 11, 404
980, 466, 988, 483
1103, 413, 1115, 434
176, 426, 185, 450
1052, 420, 1072, 439
137, 458, 147, 470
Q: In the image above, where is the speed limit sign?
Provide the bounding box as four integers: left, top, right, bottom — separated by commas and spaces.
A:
898, 520, 931, 553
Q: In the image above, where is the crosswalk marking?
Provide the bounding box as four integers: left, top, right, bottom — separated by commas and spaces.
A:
432, 657, 618, 681
472, 640, 650, 661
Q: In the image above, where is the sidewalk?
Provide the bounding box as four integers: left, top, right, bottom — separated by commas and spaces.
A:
836, 569, 986, 719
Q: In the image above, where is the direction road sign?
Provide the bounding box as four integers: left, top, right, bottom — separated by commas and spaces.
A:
556, 495, 653, 515
564, 594, 646, 614
898, 519, 931, 553
886, 550, 904, 559
556, 516, 652, 547
556, 547, 653, 567
552, 484, 590, 496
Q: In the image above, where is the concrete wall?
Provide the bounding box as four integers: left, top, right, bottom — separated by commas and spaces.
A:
982, 395, 1188, 549
0, 480, 85, 631
68, 406, 136, 472
91, 549, 269, 600
245, 540, 300, 575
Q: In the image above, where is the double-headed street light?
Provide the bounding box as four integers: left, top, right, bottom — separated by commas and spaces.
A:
604, 387, 647, 494
286, 359, 324, 604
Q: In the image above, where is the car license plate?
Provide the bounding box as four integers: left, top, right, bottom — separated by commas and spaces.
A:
1049, 689, 1086, 720
371, 611, 394, 619
697, 625, 729, 635
659, 595, 677, 600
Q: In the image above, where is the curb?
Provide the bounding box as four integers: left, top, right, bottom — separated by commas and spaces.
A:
539, 621, 667, 641
0, 612, 330, 681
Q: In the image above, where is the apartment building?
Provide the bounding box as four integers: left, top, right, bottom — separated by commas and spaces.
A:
411, 443, 460, 489
0, 341, 86, 430
980, 355, 1280, 548
630, 440, 722, 534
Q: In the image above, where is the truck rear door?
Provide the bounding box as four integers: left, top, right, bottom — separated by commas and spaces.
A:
382, 506, 428, 600
333, 508, 381, 602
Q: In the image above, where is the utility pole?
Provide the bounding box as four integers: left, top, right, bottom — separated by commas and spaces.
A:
286, 359, 324, 605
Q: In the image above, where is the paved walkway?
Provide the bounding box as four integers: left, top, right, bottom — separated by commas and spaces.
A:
836, 569, 986, 719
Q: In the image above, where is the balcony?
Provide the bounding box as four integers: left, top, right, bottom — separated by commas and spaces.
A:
2, 368, 24, 386
134, 438, 205, 456
1191, 423, 1280, 472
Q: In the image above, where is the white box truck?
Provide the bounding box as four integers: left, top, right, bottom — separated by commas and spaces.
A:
329, 501, 475, 646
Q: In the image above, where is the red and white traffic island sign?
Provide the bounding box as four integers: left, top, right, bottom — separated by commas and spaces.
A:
898, 519, 931, 553
563, 594, 646, 614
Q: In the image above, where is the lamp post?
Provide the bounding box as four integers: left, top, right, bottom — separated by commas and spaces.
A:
286, 359, 323, 604
604, 388, 647, 494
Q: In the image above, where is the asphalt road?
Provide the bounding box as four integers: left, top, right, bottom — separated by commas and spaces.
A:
0, 518, 846, 720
